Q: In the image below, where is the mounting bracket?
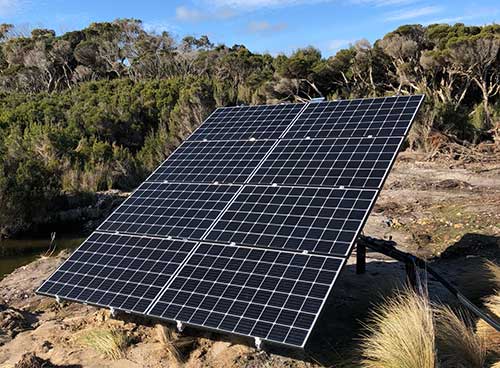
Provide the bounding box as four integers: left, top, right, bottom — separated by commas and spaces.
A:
176, 320, 185, 332
109, 307, 116, 317
55, 295, 61, 305
310, 97, 325, 103
254, 337, 263, 350
357, 235, 500, 332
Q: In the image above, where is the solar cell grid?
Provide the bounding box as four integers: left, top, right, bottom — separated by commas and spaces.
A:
98, 183, 240, 239
205, 185, 377, 256
188, 103, 305, 141
149, 242, 343, 346
285, 95, 423, 139
148, 140, 275, 184
38, 232, 195, 313
250, 136, 402, 188
37, 94, 425, 349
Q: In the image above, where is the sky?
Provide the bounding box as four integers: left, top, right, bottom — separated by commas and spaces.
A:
0, 0, 498, 57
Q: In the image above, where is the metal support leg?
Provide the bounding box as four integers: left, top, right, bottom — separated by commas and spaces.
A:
356, 242, 366, 275
405, 259, 418, 290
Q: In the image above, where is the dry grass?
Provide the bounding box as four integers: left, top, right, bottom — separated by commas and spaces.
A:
434, 305, 487, 368
156, 324, 183, 364
478, 260, 500, 360
361, 288, 436, 368
76, 327, 130, 360
484, 260, 500, 287
477, 293, 500, 356
156, 324, 194, 365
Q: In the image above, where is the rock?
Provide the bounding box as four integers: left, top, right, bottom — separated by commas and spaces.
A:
413, 233, 432, 245
41, 340, 53, 353
14, 352, 52, 368
0, 308, 31, 339
433, 179, 472, 190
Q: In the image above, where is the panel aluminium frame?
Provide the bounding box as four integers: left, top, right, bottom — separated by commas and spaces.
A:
37, 96, 424, 349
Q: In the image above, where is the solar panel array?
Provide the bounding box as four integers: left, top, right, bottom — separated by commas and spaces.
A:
38, 95, 424, 348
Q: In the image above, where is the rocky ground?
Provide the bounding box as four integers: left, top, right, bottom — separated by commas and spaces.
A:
0, 153, 498, 368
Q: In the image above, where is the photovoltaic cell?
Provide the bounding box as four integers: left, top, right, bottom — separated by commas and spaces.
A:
148, 140, 275, 184
188, 103, 305, 141
205, 185, 377, 256
98, 183, 240, 240
249, 136, 402, 189
37, 95, 424, 349
149, 242, 343, 347
38, 232, 194, 313
284, 95, 423, 140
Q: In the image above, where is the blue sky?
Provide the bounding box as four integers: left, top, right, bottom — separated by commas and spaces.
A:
0, 0, 498, 56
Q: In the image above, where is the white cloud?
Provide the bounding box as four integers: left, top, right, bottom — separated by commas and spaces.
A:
422, 7, 499, 25
352, 0, 417, 7
176, 6, 205, 21
175, 5, 236, 22
206, 0, 418, 10
247, 20, 288, 33
205, 0, 330, 10
328, 39, 353, 50
143, 21, 180, 34
385, 6, 442, 21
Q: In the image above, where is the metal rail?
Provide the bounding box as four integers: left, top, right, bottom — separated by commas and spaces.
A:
357, 235, 500, 332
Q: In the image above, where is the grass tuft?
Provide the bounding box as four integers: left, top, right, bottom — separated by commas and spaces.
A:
156, 324, 183, 364
76, 327, 130, 360
434, 305, 486, 368
477, 293, 500, 356
156, 324, 194, 364
361, 288, 436, 368
484, 260, 500, 287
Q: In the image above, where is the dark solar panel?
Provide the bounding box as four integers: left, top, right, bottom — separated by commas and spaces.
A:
98, 183, 240, 239
149, 242, 343, 347
188, 103, 305, 141
284, 95, 423, 139
205, 185, 377, 256
38, 232, 194, 313
37, 95, 424, 350
148, 140, 275, 184
249, 136, 402, 189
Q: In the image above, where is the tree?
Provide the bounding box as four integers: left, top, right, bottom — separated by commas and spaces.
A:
448, 34, 499, 128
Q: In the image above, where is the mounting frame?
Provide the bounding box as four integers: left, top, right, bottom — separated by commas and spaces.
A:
356, 235, 500, 332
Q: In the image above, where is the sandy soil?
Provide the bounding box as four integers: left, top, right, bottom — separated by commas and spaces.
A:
0, 154, 498, 367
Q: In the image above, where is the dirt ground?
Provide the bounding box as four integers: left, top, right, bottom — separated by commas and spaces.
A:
0, 153, 498, 368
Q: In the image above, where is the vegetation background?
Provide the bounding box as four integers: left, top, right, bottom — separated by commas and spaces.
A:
0, 20, 498, 237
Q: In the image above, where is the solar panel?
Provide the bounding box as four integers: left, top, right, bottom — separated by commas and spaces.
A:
148, 242, 343, 347
249, 136, 402, 189
38, 232, 195, 313
205, 186, 377, 256
285, 95, 423, 139
38, 95, 424, 350
188, 103, 305, 141
97, 182, 240, 239
148, 140, 275, 184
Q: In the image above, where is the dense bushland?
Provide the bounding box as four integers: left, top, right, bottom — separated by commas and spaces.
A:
0, 20, 498, 236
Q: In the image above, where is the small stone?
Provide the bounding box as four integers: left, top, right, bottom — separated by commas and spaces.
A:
41, 340, 53, 353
